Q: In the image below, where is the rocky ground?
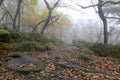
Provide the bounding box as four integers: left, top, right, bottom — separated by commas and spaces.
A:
0, 44, 120, 80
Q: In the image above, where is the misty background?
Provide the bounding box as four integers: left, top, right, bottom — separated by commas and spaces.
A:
36, 0, 115, 44
1, 0, 120, 44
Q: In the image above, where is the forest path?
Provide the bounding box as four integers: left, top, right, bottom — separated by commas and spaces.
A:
0, 44, 120, 80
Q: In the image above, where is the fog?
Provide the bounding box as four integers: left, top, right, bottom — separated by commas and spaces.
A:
57, 4, 101, 43
36, 0, 120, 44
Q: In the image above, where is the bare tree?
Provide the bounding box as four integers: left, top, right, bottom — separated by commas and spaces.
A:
13, 0, 22, 32
77, 0, 120, 44
32, 15, 60, 32
41, 0, 61, 35
98, 0, 108, 44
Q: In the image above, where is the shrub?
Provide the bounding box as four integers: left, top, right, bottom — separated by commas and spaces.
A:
50, 38, 63, 46
45, 42, 57, 50
20, 33, 48, 42
15, 42, 39, 52
73, 40, 120, 61
0, 42, 57, 52
9, 32, 22, 42
72, 40, 86, 49
91, 43, 120, 61
76, 52, 92, 61
72, 40, 94, 49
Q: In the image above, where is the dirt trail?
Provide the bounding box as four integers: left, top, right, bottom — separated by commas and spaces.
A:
49, 44, 79, 54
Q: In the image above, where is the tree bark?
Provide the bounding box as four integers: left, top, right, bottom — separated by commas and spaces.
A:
41, 0, 60, 35
13, 0, 22, 32
0, 0, 4, 5
41, 10, 52, 35
98, 0, 108, 44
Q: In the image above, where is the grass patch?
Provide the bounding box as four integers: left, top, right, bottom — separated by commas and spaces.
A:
76, 52, 92, 61
0, 40, 62, 52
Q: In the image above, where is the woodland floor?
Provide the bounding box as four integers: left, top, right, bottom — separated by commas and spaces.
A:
0, 44, 120, 80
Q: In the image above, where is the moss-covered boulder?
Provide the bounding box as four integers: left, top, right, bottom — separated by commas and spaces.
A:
0, 29, 10, 35
0, 29, 10, 42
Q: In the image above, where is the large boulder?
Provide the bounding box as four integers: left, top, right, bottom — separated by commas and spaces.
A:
4, 55, 45, 73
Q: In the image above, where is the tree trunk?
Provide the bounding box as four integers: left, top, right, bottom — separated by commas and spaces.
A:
41, 10, 52, 35
17, 6, 21, 32
98, 0, 108, 44
40, 0, 60, 35
13, 0, 22, 32
0, 0, 4, 5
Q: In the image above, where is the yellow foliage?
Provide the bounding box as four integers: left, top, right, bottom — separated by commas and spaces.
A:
24, 0, 38, 8
39, 8, 71, 36
40, 9, 71, 27
22, 1, 71, 36
22, 16, 39, 25
22, 9, 41, 25
22, 0, 41, 25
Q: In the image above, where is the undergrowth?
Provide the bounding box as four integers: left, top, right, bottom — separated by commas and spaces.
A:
0, 32, 63, 52
73, 40, 120, 61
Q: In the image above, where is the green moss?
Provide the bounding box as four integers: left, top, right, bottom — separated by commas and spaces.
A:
0, 29, 10, 35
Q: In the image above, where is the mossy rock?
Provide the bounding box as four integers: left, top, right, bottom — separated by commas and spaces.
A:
4, 56, 45, 73
0, 29, 10, 42
0, 29, 10, 35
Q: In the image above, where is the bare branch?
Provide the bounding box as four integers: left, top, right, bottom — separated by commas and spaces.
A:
44, 0, 60, 10
76, 3, 97, 9
41, 0, 61, 35
1, 5, 14, 22
53, 0, 60, 8
58, 5, 71, 7
90, 0, 97, 12
48, 15, 60, 25
32, 15, 60, 32
44, 0, 51, 10
106, 17, 120, 19
102, 1, 120, 6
